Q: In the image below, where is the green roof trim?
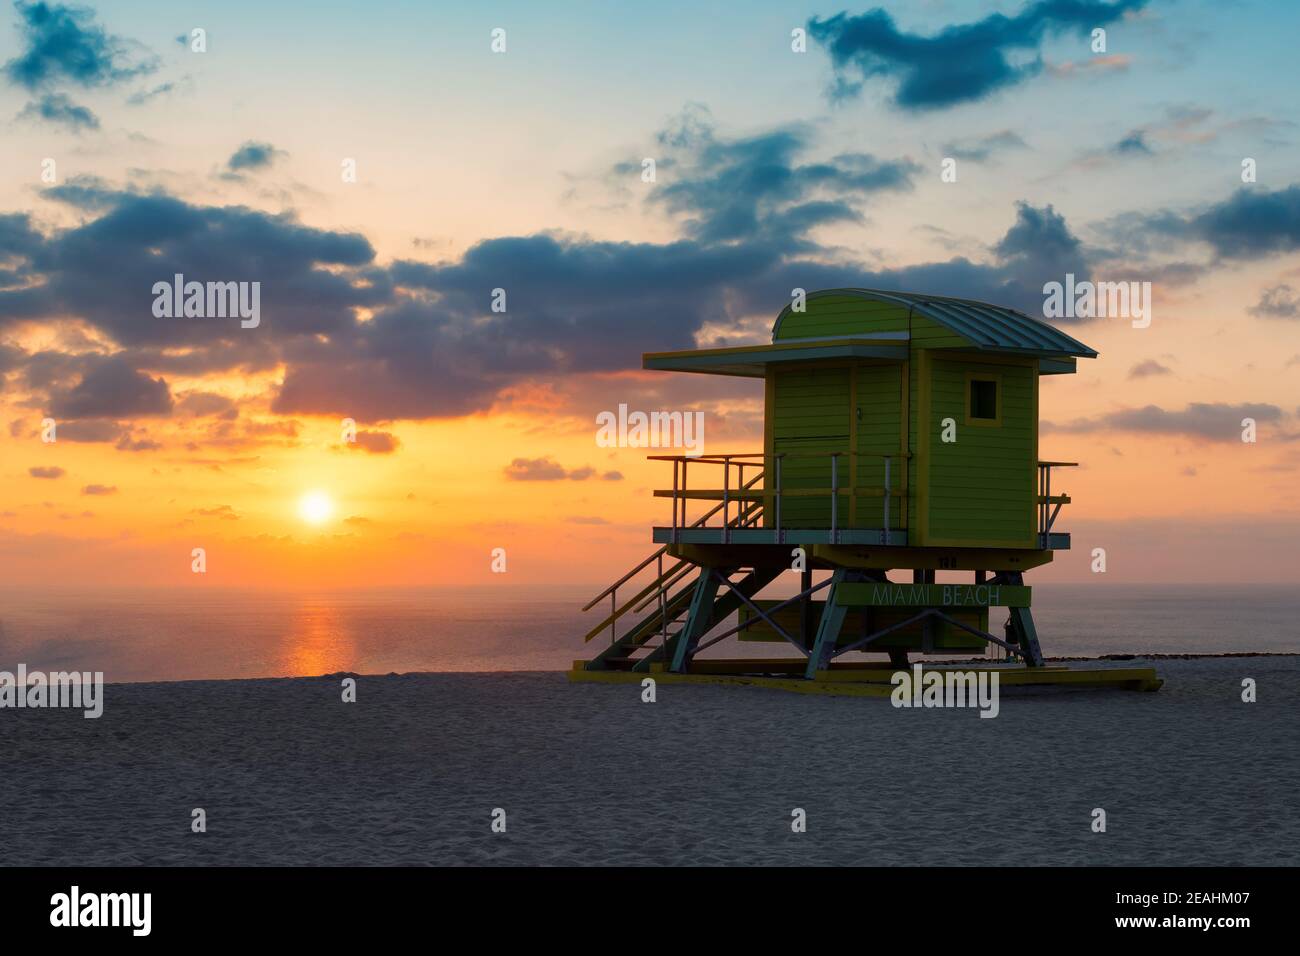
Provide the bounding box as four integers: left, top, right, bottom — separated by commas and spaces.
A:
643, 338, 907, 377
773, 288, 1098, 359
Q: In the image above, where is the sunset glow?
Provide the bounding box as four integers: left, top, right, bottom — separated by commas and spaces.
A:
0, 1, 1296, 591
298, 491, 335, 526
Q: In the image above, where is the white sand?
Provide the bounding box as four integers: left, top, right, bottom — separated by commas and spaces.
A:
3, 656, 1296, 865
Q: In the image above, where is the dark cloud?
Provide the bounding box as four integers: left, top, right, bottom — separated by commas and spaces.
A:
17, 91, 99, 131
115, 432, 160, 451
80, 483, 115, 495
990, 201, 1090, 307
54, 419, 125, 442
4, 1, 156, 89
1250, 284, 1300, 319
1113, 130, 1152, 155
807, 1, 1147, 111
1184, 186, 1300, 259
41, 174, 127, 210
1115, 185, 1300, 272
47, 354, 173, 418
1047, 402, 1286, 441
503, 457, 603, 481
176, 391, 238, 418
1128, 359, 1171, 378
226, 141, 284, 173
6, 191, 381, 346
647, 109, 918, 247
28, 465, 64, 478
347, 430, 399, 454
0, 112, 1121, 427
3, 179, 1099, 423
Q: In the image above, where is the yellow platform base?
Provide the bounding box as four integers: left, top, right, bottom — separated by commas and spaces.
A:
568, 659, 1163, 696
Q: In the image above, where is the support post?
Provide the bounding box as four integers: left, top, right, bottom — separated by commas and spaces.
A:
800, 566, 813, 649
669, 568, 723, 673
804, 569, 850, 679
1001, 570, 1044, 666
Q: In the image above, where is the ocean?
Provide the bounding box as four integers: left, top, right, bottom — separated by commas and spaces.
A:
0, 583, 1295, 683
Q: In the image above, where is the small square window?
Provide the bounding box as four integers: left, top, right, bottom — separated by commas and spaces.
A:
970, 379, 998, 420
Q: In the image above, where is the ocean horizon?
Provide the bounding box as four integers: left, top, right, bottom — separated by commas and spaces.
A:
1, 582, 1295, 684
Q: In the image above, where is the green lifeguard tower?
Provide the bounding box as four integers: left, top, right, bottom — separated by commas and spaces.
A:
570, 289, 1162, 694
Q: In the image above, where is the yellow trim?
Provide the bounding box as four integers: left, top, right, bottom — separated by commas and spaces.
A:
1032, 365, 1040, 545
811, 543, 1055, 571
569, 666, 1163, 694
964, 370, 1002, 427
916, 349, 931, 546
920, 535, 1041, 549
643, 337, 907, 361
763, 374, 775, 529
899, 359, 909, 531
848, 362, 858, 525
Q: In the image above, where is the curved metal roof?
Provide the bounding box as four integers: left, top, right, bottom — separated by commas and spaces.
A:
773, 288, 1098, 358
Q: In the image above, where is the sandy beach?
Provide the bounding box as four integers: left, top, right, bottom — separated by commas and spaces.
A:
3, 656, 1297, 866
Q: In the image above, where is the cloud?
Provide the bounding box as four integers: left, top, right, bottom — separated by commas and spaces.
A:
346, 430, 400, 454
1046, 402, 1286, 441
176, 391, 238, 418
1187, 186, 1300, 259
1090, 184, 1300, 285
17, 92, 99, 131
1112, 130, 1151, 155
3, 182, 1101, 424
54, 419, 125, 442
225, 141, 285, 173
0, 113, 1118, 428
1249, 284, 1300, 319
646, 106, 919, 247
503, 457, 605, 481
80, 483, 116, 495
989, 200, 1090, 307
807, 1, 1147, 111
115, 432, 160, 451
47, 354, 173, 418
2, 191, 381, 347
125, 80, 175, 106
4, 0, 157, 90
192, 504, 238, 519
28, 465, 64, 478
941, 130, 1028, 163
1128, 359, 1171, 378
39, 173, 126, 210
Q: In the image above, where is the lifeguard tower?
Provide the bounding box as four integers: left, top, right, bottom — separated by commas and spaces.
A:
569, 289, 1161, 695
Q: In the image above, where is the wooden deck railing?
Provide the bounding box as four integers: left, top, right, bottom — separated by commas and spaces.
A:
648, 450, 909, 545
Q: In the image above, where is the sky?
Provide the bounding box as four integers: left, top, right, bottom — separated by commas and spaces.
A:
1, 0, 1298, 588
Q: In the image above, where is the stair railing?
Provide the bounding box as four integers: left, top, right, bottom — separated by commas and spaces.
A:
582, 469, 764, 645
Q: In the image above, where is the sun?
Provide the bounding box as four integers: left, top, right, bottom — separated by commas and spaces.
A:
298, 490, 335, 525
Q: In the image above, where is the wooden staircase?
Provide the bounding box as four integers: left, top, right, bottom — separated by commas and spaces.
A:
580, 471, 765, 671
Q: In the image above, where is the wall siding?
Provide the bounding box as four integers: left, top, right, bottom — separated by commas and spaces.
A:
770, 366, 850, 527
854, 363, 904, 529
924, 355, 1036, 546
